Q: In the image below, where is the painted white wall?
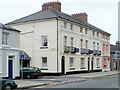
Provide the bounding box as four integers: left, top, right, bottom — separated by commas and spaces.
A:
0, 28, 2, 77
10, 19, 59, 73
9, 18, 106, 74
1, 28, 20, 78
58, 20, 102, 73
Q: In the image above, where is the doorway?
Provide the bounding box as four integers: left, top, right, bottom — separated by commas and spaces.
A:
8, 56, 14, 79
88, 58, 90, 72
61, 56, 65, 74
91, 57, 94, 72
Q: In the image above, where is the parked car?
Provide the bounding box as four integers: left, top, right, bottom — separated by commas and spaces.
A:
0, 79, 17, 90
20, 67, 42, 79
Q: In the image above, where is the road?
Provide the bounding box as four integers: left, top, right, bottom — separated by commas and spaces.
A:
29, 75, 118, 89
49, 75, 118, 88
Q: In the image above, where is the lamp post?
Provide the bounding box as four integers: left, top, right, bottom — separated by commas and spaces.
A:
20, 52, 25, 79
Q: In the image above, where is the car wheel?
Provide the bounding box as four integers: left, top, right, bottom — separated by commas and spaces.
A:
5, 84, 12, 90
26, 74, 31, 79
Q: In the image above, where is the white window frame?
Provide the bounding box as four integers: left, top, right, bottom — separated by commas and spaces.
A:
2, 32, 9, 45
103, 59, 107, 66
97, 32, 99, 37
70, 37, 73, 47
97, 43, 99, 50
93, 31, 95, 36
41, 57, 47, 68
85, 40, 88, 49
96, 58, 100, 68
93, 42, 95, 50
64, 36, 67, 46
81, 58, 85, 69
69, 57, 74, 68
64, 22, 67, 28
80, 27, 83, 33
41, 35, 48, 47
80, 39, 83, 48
70, 24, 73, 30
85, 28, 88, 34
64, 36, 67, 50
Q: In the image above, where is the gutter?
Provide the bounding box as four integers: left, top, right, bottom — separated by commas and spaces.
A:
56, 18, 59, 75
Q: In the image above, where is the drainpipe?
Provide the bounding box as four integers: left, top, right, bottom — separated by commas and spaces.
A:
56, 18, 59, 76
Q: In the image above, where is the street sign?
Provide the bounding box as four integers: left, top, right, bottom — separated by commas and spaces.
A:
20, 54, 25, 59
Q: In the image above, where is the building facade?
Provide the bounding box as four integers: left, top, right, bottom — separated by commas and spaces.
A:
0, 23, 20, 78
101, 33, 110, 71
7, 1, 111, 74
110, 42, 120, 71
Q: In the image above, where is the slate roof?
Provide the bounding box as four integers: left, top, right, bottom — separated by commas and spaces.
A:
6, 8, 110, 35
0, 23, 20, 32
110, 44, 120, 53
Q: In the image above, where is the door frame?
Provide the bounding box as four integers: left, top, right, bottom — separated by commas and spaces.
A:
7, 53, 16, 79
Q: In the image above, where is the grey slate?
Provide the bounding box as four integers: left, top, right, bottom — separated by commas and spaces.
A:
0, 23, 20, 32
6, 8, 110, 35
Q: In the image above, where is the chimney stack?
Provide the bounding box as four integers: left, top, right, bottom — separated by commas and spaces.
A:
71, 12, 88, 22
42, 1, 61, 12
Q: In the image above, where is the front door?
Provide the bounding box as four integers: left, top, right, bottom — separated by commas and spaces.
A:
8, 60, 13, 79
88, 59, 90, 72
91, 58, 93, 72
61, 56, 65, 74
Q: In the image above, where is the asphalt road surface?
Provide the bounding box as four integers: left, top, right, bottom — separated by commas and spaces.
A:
46, 75, 118, 88
27, 75, 119, 90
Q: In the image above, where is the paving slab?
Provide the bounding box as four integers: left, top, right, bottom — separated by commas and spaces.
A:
14, 79, 51, 89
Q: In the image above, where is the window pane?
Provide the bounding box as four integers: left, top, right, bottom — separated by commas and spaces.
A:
96, 58, 100, 67
80, 39, 83, 48
86, 40, 88, 49
93, 31, 95, 36
70, 24, 73, 30
2, 32, 8, 45
42, 57, 47, 67
69, 58, 74, 67
80, 27, 82, 33
71, 37, 73, 47
41, 36, 48, 46
64, 22, 67, 28
85, 28, 88, 34
81, 58, 85, 68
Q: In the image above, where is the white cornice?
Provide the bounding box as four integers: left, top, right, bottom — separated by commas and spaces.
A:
0, 46, 20, 51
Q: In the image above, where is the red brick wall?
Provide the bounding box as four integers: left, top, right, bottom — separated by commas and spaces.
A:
42, 1, 61, 12
71, 13, 88, 22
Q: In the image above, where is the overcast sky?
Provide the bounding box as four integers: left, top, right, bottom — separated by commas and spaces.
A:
0, 0, 119, 44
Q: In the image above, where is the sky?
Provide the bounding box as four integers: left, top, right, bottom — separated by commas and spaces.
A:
0, 0, 119, 44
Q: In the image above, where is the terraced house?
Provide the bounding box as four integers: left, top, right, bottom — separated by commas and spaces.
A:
6, 1, 111, 75
0, 23, 20, 78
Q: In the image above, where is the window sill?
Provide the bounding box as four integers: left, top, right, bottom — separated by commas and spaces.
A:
81, 67, 85, 69
69, 67, 75, 70
41, 68, 48, 70
97, 67, 100, 68
2, 45, 10, 49
40, 46, 48, 49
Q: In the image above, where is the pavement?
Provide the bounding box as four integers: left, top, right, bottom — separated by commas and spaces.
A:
14, 71, 118, 89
